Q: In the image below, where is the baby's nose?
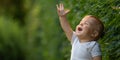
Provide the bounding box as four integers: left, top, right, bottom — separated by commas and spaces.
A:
80, 23, 83, 26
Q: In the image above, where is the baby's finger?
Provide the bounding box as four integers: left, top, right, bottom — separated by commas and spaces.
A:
56, 4, 59, 10
61, 3, 64, 10
60, 3, 62, 10
65, 9, 70, 14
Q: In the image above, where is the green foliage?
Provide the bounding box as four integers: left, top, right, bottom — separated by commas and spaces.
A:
0, 17, 26, 60
0, 0, 119, 60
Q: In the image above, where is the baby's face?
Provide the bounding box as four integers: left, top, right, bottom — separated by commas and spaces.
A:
75, 16, 97, 39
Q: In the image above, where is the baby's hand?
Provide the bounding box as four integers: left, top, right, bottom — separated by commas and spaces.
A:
56, 3, 70, 17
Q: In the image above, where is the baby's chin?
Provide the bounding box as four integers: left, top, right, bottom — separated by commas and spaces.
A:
75, 32, 82, 36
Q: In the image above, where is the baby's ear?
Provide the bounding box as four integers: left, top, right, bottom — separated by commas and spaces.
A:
91, 30, 99, 38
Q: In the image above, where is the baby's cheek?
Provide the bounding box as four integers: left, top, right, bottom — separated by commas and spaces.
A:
84, 26, 92, 33
84, 26, 90, 30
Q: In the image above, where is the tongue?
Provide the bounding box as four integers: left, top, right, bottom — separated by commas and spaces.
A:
78, 27, 82, 31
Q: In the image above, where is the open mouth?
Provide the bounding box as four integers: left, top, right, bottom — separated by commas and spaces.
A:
78, 27, 82, 31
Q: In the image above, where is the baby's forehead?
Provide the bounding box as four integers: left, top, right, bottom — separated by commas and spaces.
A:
81, 16, 95, 23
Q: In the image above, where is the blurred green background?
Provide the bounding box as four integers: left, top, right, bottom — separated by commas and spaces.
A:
0, 0, 120, 60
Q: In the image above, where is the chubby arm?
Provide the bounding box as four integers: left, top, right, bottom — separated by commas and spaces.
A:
93, 56, 102, 60
56, 3, 73, 41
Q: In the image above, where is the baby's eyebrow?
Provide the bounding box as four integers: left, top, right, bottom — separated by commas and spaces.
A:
84, 21, 88, 23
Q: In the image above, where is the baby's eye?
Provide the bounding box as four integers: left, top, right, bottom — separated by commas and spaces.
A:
85, 22, 88, 25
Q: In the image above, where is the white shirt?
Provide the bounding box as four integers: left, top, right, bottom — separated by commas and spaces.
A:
70, 32, 101, 60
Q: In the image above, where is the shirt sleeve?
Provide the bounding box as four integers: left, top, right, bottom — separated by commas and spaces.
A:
91, 43, 102, 57
71, 31, 77, 45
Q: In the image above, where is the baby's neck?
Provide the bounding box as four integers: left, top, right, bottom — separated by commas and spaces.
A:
79, 40, 92, 43
78, 37, 94, 43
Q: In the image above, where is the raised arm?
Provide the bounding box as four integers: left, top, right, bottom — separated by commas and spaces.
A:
56, 3, 73, 41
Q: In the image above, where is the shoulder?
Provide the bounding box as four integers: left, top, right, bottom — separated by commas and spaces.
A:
90, 41, 102, 57
89, 41, 100, 47
89, 41, 101, 51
